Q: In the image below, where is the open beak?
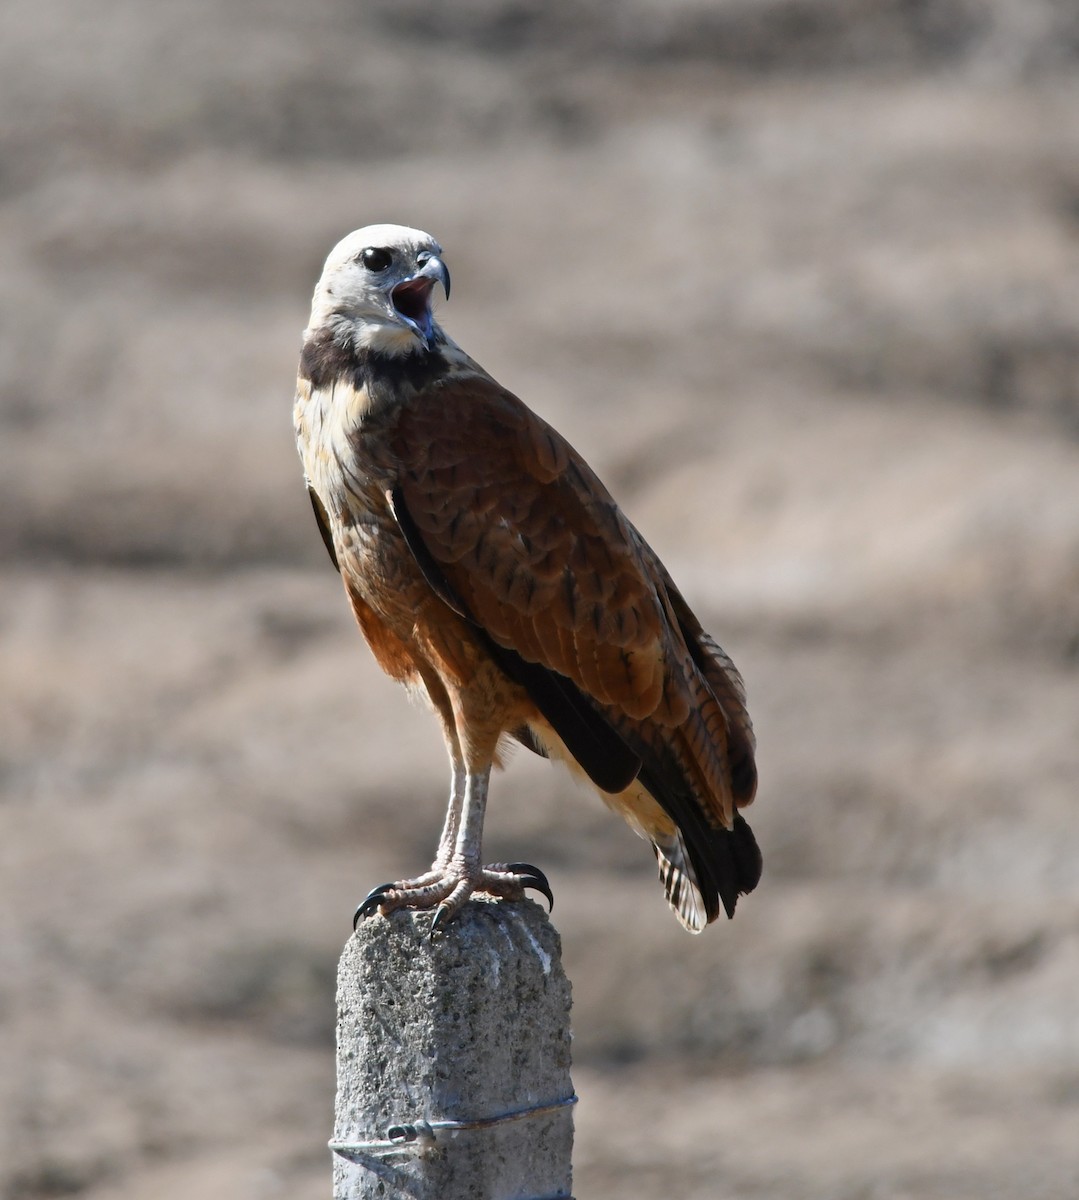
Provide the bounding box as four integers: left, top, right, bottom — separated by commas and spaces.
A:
391, 256, 450, 346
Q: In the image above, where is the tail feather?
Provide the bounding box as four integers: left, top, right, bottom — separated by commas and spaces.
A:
652, 833, 708, 933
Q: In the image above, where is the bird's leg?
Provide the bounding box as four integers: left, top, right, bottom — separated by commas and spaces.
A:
428, 764, 491, 927
355, 760, 553, 930
412, 677, 469, 878
428, 765, 551, 931
353, 758, 464, 924
358, 765, 498, 929
430, 756, 466, 873
387, 756, 465, 885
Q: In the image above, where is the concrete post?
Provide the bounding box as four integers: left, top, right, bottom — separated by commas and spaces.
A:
331, 899, 575, 1200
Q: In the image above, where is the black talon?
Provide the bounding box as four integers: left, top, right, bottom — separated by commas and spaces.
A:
429, 904, 452, 940
354, 883, 395, 928
506, 862, 554, 912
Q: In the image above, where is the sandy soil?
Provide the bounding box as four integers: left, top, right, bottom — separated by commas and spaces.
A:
3, 2, 1079, 1197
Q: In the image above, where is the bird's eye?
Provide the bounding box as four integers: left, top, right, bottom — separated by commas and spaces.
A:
360, 247, 392, 272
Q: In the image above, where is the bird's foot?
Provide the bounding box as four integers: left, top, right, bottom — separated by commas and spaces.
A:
354, 861, 553, 934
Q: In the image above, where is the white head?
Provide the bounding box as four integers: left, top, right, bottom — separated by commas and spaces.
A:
305, 224, 451, 358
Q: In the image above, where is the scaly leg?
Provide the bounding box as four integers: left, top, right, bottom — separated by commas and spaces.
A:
431, 755, 466, 871
354, 761, 552, 932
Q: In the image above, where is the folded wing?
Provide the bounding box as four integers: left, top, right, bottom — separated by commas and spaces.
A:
389, 376, 760, 921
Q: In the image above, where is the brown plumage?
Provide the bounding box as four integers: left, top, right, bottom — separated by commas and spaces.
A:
294, 224, 760, 933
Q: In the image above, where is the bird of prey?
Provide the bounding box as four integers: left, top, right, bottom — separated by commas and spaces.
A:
294, 224, 760, 934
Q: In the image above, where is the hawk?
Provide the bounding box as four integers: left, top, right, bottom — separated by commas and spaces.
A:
294, 224, 760, 934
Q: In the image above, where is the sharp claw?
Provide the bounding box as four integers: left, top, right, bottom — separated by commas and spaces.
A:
506, 862, 554, 912
429, 904, 452, 940
354, 883, 394, 928
524, 878, 555, 913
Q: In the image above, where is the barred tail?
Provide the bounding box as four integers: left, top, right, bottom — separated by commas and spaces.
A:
652, 832, 708, 933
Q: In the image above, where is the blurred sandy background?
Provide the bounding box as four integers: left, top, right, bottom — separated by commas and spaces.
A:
3, 2, 1079, 1197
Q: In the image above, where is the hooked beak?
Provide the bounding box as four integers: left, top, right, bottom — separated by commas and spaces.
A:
391, 255, 450, 346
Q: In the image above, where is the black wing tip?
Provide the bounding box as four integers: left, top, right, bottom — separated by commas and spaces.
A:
715, 815, 763, 920
637, 762, 762, 925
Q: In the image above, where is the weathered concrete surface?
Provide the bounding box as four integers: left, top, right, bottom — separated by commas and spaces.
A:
333, 900, 574, 1200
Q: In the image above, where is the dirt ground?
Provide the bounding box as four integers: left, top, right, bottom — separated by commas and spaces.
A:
3, 2, 1079, 1197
